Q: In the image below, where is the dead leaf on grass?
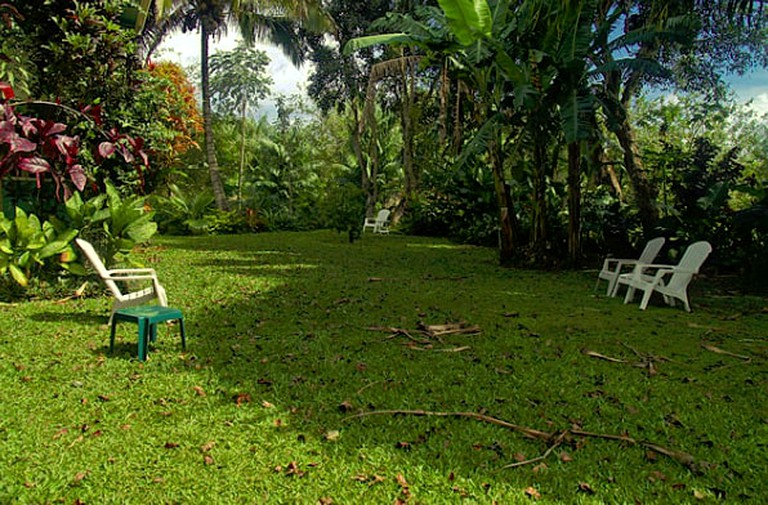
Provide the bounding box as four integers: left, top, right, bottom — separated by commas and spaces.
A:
233, 393, 252, 406
203, 455, 214, 466
559, 451, 573, 462
338, 400, 353, 413
578, 482, 595, 494
200, 441, 215, 453
324, 430, 340, 441
164, 442, 180, 449
192, 386, 206, 396
524, 486, 541, 499
318, 497, 334, 505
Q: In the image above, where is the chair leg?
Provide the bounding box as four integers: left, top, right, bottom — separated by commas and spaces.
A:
109, 318, 118, 353
639, 288, 654, 310
137, 318, 149, 361
150, 323, 158, 343
623, 286, 635, 304
606, 278, 616, 297
179, 317, 186, 351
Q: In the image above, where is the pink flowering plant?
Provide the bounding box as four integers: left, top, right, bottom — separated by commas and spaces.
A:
0, 82, 86, 200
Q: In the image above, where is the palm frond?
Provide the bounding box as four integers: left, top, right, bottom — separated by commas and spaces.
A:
138, 3, 197, 61
362, 56, 423, 128
593, 57, 672, 80
559, 89, 594, 143
237, 12, 307, 67
455, 112, 502, 170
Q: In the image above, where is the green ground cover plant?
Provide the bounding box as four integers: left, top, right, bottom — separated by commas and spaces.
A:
1, 231, 766, 503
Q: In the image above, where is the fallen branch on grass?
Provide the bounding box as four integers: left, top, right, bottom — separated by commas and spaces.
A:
701, 343, 751, 362
344, 409, 706, 473
582, 345, 669, 377
369, 327, 431, 345
407, 345, 471, 353
368, 322, 480, 351
55, 282, 89, 304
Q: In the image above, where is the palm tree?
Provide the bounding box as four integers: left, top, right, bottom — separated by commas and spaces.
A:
137, 0, 333, 210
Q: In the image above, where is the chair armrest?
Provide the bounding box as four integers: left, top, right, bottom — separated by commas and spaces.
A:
106, 268, 158, 275
103, 274, 159, 282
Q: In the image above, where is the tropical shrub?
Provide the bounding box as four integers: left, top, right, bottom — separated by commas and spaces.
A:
150, 184, 215, 235
0, 83, 87, 201
0, 207, 79, 288
321, 181, 365, 242
64, 182, 157, 269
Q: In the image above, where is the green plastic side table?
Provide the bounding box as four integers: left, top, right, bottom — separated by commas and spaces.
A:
110, 306, 186, 361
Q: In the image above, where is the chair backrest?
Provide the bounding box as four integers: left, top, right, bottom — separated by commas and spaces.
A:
375, 209, 391, 224
668, 241, 712, 290
638, 237, 666, 264
76, 238, 122, 297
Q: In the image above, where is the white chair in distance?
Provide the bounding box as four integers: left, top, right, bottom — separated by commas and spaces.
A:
618, 240, 712, 312
76, 238, 168, 323
595, 237, 665, 297
362, 209, 391, 234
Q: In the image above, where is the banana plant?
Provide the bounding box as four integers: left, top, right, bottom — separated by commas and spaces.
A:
0, 207, 79, 286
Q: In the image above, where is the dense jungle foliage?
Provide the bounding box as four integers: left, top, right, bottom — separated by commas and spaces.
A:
1, 0, 767, 299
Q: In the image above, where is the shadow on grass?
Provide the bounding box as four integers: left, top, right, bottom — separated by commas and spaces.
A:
148, 232, 768, 501
31, 311, 105, 325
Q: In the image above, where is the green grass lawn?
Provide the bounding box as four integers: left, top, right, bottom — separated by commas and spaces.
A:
1, 231, 766, 504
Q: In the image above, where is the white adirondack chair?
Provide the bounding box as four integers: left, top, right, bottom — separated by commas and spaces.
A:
619, 241, 712, 312
595, 237, 666, 297
76, 238, 168, 323
362, 209, 391, 234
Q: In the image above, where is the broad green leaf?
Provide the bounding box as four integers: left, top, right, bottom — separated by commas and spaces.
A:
438, 0, 492, 45
343, 33, 412, 56
126, 222, 158, 244
9, 264, 28, 286
61, 262, 88, 275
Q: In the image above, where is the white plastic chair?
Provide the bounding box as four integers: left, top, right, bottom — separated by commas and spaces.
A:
362, 209, 391, 234
76, 238, 168, 323
595, 237, 665, 296
618, 241, 712, 312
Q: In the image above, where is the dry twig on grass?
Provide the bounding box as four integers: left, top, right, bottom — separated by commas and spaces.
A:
368, 322, 480, 351
344, 409, 707, 473
701, 343, 751, 362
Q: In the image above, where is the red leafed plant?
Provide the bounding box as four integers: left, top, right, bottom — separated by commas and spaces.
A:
0, 82, 151, 198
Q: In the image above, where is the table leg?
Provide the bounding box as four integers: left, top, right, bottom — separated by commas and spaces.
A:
137, 318, 149, 361
110, 317, 118, 353
179, 318, 186, 351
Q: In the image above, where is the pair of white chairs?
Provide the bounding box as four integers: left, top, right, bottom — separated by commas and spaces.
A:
596, 238, 712, 312
362, 209, 391, 234
76, 238, 168, 323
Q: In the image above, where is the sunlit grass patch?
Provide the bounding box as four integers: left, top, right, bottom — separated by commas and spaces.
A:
1, 230, 767, 503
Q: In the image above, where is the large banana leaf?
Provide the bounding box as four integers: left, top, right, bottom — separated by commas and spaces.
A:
342, 33, 412, 56
437, 0, 492, 45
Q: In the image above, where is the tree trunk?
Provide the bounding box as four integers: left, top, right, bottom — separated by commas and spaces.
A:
350, 104, 374, 217
396, 54, 417, 220
567, 141, 582, 266
201, 28, 229, 211
238, 98, 247, 209
490, 136, 517, 266
438, 59, 449, 147
615, 117, 658, 231
531, 141, 547, 254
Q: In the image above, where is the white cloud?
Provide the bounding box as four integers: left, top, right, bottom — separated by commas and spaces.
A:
743, 93, 768, 118
154, 30, 312, 98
